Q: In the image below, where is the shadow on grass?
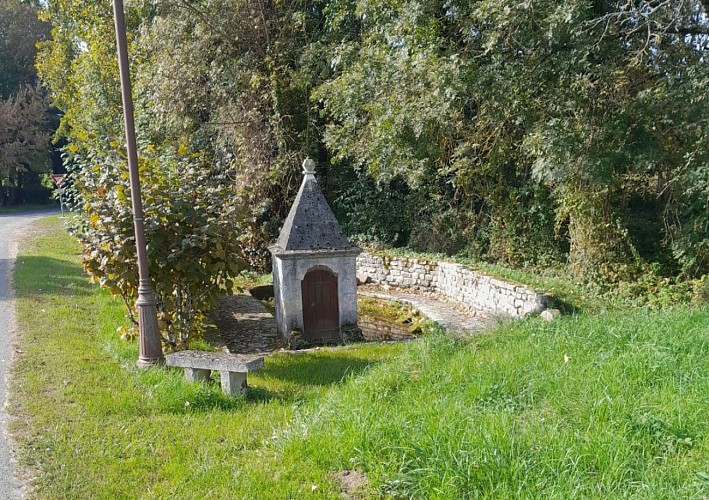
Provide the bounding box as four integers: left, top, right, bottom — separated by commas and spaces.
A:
260, 352, 379, 387
538, 292, 578, 315
548, 296, 579, 315
150, 373, 250, 413
15, 253, 386, 412
13, 256, 93, 298
162, 352, 384, 411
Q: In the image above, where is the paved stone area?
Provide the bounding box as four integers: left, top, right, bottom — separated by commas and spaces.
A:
212, 285, 496, 354
209, 293, 284, 354
358, 287, 495, 334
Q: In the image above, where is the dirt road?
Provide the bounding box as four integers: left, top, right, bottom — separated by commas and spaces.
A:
0, 209, 57, 499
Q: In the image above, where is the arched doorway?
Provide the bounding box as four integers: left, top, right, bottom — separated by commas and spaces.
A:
301, 268, 339, 343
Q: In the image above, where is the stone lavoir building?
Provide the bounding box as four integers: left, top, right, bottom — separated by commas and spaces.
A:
269, 159, 361, 348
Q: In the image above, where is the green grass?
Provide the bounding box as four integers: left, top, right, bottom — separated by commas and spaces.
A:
11, 217, 709, 498
10, 217, 403, 498
0, 203, 58, 213
279, 314, 709, 497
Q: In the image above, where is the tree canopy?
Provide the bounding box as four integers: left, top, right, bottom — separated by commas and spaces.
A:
0, 84, 50, 182
36, 0, 709, 290
0, 0, 52, 205
0, 0, 49, 99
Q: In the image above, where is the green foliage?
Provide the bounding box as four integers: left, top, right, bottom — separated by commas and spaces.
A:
487, 185, 565, 268
315, 3, 463, 184
38, 0, 331, 271
67, 146, 247, 346
318, 0, 709, 280
334, 169, 412, 246
36, 0, 120, 144
0, 0, 50, 99
0, 0, 52, 206
36, 0, 709, 287
131, 0, 332, 269
0, 84, 52, 205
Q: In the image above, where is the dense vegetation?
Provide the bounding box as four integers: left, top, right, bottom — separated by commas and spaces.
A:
0, 0, 53, 205
35, 1, 709, 331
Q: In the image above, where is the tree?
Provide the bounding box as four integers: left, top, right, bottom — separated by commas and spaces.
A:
36, 0, 709, 289
0, 0, 50, 99
0, 0, 52, 205
36, 0, 295, 342
0, 84, 51, 205
316, 0, 709, 279
132, 0, 329, 267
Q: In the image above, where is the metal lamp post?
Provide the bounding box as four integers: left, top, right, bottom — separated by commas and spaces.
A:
112, 0, 164, 367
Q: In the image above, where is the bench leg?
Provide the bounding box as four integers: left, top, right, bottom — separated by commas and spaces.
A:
220, 371, 247, 396
184, 367, 211, 383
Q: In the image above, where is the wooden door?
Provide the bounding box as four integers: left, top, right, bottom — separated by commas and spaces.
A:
301, 269, 339, 343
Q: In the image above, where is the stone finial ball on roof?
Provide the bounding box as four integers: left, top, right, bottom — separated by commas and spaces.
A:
302, 158, 316, 174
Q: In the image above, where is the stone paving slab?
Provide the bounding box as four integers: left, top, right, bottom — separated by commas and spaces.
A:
358, 289, 495, 334
209, 293, 284, 354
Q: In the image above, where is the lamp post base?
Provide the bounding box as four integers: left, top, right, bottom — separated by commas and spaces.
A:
137, 356, 165, 368
136, 281, 165, 368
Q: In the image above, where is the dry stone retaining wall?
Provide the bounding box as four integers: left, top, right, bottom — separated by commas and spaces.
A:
356, 252, 551, 319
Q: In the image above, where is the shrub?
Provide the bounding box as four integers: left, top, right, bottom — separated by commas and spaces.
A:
67, 144, 247, 347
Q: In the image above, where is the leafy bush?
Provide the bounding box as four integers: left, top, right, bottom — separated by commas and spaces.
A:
334, 169, 412, 247
67, 144, 246, 347
690, 275, 709, 306
486, 185, 565, 267
20, 171, 52, 204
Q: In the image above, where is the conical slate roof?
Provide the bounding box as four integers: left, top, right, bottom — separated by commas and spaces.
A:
275, 161, 353, 251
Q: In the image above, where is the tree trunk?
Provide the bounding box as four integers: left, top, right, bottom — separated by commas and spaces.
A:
10, 171, 24, 205
0, 179, 7, 206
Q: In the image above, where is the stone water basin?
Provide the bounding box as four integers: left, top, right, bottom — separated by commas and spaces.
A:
356, 295, 425, 342
248, 285, 426, 343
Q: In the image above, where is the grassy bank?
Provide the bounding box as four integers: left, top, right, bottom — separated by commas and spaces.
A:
11, 217, 709, 497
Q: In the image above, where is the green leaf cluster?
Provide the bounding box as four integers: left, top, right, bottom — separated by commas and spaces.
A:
318, 0, 709, 279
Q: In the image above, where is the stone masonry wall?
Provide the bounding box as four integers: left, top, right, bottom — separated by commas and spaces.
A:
356, 253, 551, 319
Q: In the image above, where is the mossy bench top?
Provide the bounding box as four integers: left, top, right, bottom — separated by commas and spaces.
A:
165, 350, 264, 372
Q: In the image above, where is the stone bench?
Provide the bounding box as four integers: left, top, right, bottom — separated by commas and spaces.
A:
165, 350, 264, 396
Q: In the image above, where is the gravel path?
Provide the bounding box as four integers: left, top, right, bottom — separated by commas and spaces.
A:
0, 208, 58, 499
